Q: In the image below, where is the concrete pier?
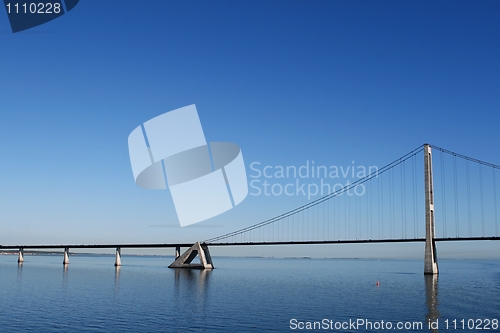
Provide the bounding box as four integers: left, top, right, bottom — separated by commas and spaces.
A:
175, 246, 180, 259
17, 248, 24, 263
169, 242, 213, 269
63, 247, 70, 265
424, 144, 439, 275
114, 247, 122, 266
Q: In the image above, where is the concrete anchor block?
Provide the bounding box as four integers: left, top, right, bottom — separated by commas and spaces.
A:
168, 242, 213, 269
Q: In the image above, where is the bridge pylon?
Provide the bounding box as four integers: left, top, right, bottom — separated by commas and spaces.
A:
424, 144, 439, 275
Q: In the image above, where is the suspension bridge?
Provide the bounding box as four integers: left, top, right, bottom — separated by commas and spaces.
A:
2, 144, 499, 273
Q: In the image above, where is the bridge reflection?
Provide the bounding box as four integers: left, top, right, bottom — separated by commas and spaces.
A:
174, 268, 212, 292
174, 268, 212, 311
114, 265, 121, 296
17, 261, 23, 283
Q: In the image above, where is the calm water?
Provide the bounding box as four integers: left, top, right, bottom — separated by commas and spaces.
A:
1, 255, 499, 332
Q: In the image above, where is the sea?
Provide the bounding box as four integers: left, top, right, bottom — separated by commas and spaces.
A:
0, 254, 499, 332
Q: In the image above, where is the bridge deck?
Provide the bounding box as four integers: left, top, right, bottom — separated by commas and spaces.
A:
0, 237, 498, 250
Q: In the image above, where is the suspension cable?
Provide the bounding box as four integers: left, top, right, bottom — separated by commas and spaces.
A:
205, 145, 424, 243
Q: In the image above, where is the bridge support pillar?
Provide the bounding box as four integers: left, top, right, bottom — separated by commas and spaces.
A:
168, 242, 213, 269
17, 248, 24, 263
115, 247, 122, 266
63, 247, 70, 265
175, 246, 180, 259
424, 144, 439, 275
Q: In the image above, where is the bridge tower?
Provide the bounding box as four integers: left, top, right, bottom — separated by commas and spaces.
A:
424, 144, 439, 274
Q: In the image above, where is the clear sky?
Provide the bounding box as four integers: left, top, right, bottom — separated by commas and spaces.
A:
1, 1, 499, 258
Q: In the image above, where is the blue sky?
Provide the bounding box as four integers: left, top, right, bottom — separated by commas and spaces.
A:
1, 1, 499, 258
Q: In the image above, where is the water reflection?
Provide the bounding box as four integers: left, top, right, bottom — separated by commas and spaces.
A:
115, 265, 121, 282
17, 262, 23, 283
174, 269, 212, 310
174, 269, 211, 290
114, 265, 121, 294
425, 274, 440, 333
62, 263, 69, 289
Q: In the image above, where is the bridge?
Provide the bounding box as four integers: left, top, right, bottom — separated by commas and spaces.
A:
2, 144, 499, 273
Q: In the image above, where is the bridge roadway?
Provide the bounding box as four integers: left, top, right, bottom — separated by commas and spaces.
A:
1, 236, 498, 250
